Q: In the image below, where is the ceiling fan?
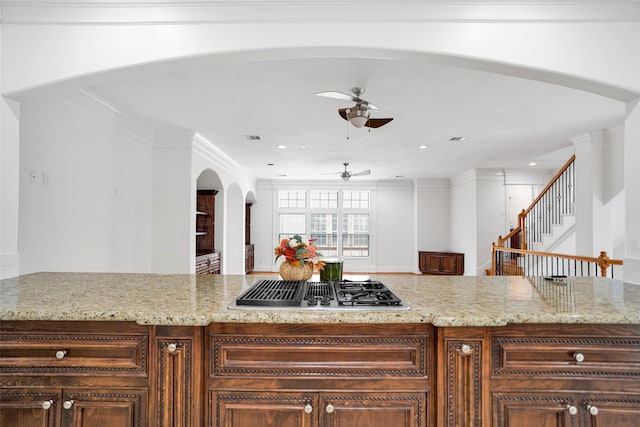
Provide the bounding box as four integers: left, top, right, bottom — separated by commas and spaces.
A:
315, 87, 394, 129
338, 162, 371, 181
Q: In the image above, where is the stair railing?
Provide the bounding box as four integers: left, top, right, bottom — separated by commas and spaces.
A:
491, 245, 623, 278
496, 155, 576, 251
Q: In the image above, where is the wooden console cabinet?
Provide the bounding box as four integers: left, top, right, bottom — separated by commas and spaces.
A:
419, 251, 464, 275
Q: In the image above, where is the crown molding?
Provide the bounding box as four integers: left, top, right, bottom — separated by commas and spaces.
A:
2, 1, 639, 24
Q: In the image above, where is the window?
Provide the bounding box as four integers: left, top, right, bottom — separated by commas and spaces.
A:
277, 189, 371, 259
310, 213, 338, 256
310, 190, 338, 208
278, 214, 306, 242
278, 190, 306, 208
343, 190, 369, 208
342, 213, 370, 257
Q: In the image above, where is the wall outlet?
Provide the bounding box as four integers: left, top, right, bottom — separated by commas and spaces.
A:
42, 172, 50, 185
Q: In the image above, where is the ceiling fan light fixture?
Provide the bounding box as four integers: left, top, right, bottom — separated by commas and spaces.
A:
347, 106, 370, 128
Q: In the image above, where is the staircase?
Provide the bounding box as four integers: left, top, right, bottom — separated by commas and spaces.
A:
496, 155, 576, 254
488, 155, 623, 278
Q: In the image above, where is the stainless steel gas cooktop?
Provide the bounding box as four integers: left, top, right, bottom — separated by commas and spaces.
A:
230, 279, 408, 311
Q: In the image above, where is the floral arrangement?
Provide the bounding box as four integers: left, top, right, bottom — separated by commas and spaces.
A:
274, 234, 322, 267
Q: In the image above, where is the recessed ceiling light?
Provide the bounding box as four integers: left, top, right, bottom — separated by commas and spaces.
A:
419, 145, 428, 149
300, 145, 307, 149
449, 136, 467, 142
276, 144, 287, 149
529, 162, 537, 166
244, 135, 261, 141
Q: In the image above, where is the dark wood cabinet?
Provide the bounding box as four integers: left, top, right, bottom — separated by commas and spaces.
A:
244, 244, 254, 273
195, 252, 220, 274
0, 387, 147, 427
3, 320, 640, 427
196, 190, 217, 256
0, 321, 149, 427
489, 324, 640, 427
436, 327, 488, 427
418, 251, 464, 275
151, 326, 203, 427
206, 323, 432, 427
196, 190, 220, 274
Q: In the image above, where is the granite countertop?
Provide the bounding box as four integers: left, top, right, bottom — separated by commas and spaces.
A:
1, 272, 639, 327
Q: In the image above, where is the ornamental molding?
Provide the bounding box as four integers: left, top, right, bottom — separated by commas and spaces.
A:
3, 1, 639, 24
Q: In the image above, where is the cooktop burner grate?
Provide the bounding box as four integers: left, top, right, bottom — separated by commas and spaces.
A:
233, 279, 406, 310
235, 279, 305, 307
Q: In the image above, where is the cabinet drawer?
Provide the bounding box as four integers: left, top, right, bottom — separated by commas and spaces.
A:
209, 325, 429, 378
0, 330, 148, 376
492, 335, 640, 377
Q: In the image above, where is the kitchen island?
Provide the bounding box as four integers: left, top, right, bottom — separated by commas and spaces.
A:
2, 272, 640, 427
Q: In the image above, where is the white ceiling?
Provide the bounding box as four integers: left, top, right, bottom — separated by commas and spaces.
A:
88, 52, 625, 181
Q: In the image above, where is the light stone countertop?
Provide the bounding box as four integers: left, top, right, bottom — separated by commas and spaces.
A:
1, 272, 639, 327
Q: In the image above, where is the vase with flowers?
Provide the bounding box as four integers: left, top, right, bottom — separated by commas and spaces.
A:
274, 234, 324, 281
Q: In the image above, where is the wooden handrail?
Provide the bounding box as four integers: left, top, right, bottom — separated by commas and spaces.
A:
523, 154, 575, 216
492, 245, 623, 277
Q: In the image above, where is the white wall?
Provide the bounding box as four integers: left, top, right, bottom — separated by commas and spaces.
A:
374, 181, 415, 273
624, 100, 640, 284
18, 91, 155, 274
449, 170, 477, 275
253, 180, 276, 272
416, 179, 451, 253
2, 3, 639, 279
476, 172, 508, 275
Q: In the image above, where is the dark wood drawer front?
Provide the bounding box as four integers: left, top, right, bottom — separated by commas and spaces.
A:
210, 335, 427, 378
0, 334, 148, 376
492, 336, 640, 377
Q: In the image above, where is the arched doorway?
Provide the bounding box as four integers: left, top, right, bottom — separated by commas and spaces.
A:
195, 169, 223, 274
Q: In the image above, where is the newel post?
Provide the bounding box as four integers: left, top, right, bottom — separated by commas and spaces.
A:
596, 251, 611, 277
519, 209, 527, 250
491, 243, 496, 276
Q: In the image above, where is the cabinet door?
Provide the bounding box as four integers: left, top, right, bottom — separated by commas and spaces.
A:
582, 395, 640, 427
320, 392, 426, 427
437, 328, 487, 427
0, 389, 59, 427
61, 388, 147, 427
492, 393, 577, 427
211, 391, 316, 427
152, 327, 203, 427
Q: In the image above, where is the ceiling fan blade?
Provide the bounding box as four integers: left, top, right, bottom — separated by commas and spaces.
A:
316, 91, 358, 102
317, 92, 378, 110
338, 108, 348, 121
365, 118, 394, 128
352, 169, 371, 177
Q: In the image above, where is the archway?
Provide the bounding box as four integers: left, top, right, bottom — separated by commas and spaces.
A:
195, 168, 223, 273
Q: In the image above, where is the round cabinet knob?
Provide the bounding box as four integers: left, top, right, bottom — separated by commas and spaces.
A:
304, 404, 313, 414
461, 344, 472, 355
588, 405, 599, 416
63, 400, 74, 410
325, 404, 335, 414
42, 400, 53, 410
167, 343, 178, 353
573, 352, 585, 363
55, 350, 67, 359
567, 405, 578, 416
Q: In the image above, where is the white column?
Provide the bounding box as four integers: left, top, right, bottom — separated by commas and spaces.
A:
624, 99, 640, 284
0, 95, 20, 278
571, 131, 605, 258
151, 129, 195, 274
